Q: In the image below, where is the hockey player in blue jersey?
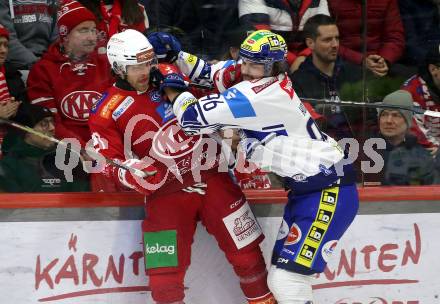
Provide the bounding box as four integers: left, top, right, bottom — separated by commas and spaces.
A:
149, 30, 359, 304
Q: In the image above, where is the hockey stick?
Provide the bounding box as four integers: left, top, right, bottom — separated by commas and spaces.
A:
0, 117, 156, 177
188, 82, 213, 90
180, 83, 440, 118
300, 97, 440, 118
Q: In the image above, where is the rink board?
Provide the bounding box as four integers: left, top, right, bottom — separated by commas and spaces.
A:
0, 213, 437, 304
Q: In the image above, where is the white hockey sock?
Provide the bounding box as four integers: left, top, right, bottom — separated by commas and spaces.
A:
267, 265, 314, 304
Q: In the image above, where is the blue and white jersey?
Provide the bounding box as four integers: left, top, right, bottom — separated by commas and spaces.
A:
173, 69, 350, 194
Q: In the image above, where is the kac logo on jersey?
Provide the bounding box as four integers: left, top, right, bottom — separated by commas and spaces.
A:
152, 118, 202, 159
61, 91, 102, 121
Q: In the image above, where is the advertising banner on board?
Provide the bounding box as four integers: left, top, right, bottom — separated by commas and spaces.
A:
0, 214, 434, 304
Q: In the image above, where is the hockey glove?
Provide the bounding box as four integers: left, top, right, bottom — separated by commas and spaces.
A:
159, 72, 188, 96
113, 159, 162, 196
148, 32, 181, 63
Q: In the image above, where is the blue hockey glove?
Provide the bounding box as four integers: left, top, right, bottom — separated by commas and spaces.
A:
159, 73, 188, 95
148, 32, 181, 63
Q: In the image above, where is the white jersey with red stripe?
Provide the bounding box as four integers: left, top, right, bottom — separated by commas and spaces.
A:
402, 75, 440, 148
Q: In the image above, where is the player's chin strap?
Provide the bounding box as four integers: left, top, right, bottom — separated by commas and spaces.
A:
301, 97, 440, 118
0, 117, 155, 178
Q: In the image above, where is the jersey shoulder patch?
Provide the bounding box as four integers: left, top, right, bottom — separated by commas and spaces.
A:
90, 92, 108, 114
222, 87, 256, 118
112, 96, 135, 120
99, 93, 125, 119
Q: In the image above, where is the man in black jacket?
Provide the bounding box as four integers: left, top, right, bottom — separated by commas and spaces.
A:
290, 14, 363, 140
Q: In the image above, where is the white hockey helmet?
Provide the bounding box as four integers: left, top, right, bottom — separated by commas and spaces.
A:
107, 29, 156, 75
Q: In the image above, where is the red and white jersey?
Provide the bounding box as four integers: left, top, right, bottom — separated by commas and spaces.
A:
88, 84, 222, 195
402, 75, 440, 148
27, 42, 114, 145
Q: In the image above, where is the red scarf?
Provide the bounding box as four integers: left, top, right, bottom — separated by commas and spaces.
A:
0, 65, 11, 103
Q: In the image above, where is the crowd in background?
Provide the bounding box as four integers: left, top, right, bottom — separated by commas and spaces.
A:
0, 0, 440, 192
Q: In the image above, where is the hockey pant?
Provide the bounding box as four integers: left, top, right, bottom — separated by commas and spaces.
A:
142, 172, 270, 303
271, 183, 359, 274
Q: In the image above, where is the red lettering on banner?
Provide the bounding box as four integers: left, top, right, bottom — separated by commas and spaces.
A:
82, 253, 103, 286
68, 233, 77, 252
337, 249, 356, 277
360, 245, 376, 269
55, 255, 79, 285
378, 243, 398, 272
402, 224, 421, 266
104, 255, 124, 283
35, 255, 59, 289
35, 236, 147, 294
335, 298, 419, 304
129, 251, 143, 276
318, 223, 421, 281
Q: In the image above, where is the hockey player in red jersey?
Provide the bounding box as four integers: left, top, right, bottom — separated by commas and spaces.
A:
88, 29, 275, 304
27, 0, 114, 147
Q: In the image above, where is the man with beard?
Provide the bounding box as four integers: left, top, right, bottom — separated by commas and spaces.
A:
291, 14, 363, 140
88, 29, 274, 304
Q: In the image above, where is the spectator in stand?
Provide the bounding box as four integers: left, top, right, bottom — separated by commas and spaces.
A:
238, 0, 330, 72
328, 0, 404, 77
27, 0, 113, 147
78, 0, 149, 54
401, 44, 440, 154
0, 24, 27, 157
291, 14, 363, 139
143, 0, 241, 60
0, 24, 22, 119
398, 0, 440, 66
366, 90, 437, 186
0, 0, 58, 70
26, 0, 114, 191
0, 103, 90, 192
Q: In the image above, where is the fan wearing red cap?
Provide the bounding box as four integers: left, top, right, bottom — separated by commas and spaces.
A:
26, 0, 114, 191
57, 0, 98, 60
